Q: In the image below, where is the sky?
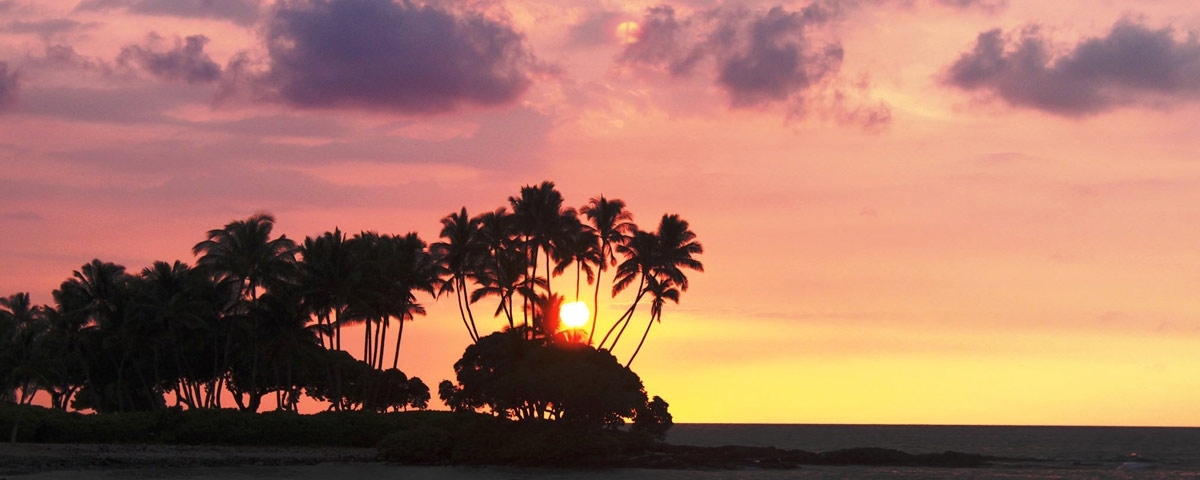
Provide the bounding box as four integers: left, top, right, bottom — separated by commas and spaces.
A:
3, 0, 1200, 426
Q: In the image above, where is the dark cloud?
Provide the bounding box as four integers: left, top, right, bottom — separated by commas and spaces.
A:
260, 0, 534, 114
717, 7, 843, 106
118, 34, 222, 84
618, 4, 851, 111
0, 62, 17, 112
944, 21, 1200, 116
75, 0, 261, 26
617, 6, 701, 76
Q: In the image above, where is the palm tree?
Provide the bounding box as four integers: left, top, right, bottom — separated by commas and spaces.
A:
648, 214, 704, 292
348, 232, 437, 370
192, 213, 297, 408
624, 275, 679, 368
552, 216, 600, 302
473, 208, 522, 330
192, 213, 298, 302
298, 228, 362, 351
580, 196, 634, 344
509, 182, 577, 332
598, 229, 656, 351
601, 214, 703, 353
470, 247, 534, 330
433, 208, 484, 343
136, 261, 226, 409
1, 292, 50, 405
381, 233, 438, 370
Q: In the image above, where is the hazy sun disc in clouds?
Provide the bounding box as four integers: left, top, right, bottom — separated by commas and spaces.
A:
616, 21, 641, 45
560, 301, 590, 328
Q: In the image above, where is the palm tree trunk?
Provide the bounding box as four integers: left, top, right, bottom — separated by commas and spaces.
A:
375, 317, 387, 370
461, 277, 479, 340
363, 319, 372, 367
545, 249, 553, 300
335, 309, 343, 352
588, 266, 604, 345
377, 316, 389, 370
391, 315, 405, 370
454, 285, 476, 343
626, 312, 657, 368
588, 267, 603, 345
524, 242, 537, 332
600, 274, 645, 349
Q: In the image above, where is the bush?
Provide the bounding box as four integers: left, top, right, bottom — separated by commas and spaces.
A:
377, 424, 455, 464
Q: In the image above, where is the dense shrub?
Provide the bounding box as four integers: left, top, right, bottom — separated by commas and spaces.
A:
444, 330, 654, 426
0, 404, 438, 446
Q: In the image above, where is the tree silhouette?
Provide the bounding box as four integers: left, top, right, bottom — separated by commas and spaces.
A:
0, 293, 49, 405
580, 196, 634, 344
299, 228, 363, 351
433, 208, 484, 343
601, 214, 702, 359
191, 213, 298, 409
509, 181, 579, 335
0, 181, 698, 418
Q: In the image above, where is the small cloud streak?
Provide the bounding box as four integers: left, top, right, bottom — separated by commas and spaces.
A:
0, 18, 91, 38
258, 0, 535, 114
932, 0, 1006, 12
0, 62, 17, 112
944, 20, 1200, 116
118, 34, 222, 84
75, 0, 261, 26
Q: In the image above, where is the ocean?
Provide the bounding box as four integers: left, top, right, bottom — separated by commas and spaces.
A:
658, 423, 1200, 478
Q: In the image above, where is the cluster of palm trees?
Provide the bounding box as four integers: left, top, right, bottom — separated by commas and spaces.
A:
434, 181, 704, 367
0, 181, 701, 413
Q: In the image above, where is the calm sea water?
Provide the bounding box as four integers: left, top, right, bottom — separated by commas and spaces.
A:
660, 423, 1200, 479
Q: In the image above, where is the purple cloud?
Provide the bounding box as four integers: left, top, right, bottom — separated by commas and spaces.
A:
717, 7, 844, 106
0, 62, 17, 112
933, 0, 1006, 11
944, 20, 1200, 116
118, 34, 222, 84
619, 4, 846, 109
260, 0, 535, 114
75, 0, 261, 26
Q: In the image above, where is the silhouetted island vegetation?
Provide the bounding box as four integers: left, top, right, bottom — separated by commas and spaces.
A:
0, 181, 998, 471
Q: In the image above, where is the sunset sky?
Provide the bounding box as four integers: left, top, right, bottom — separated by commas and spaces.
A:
4, 0, 1200, 426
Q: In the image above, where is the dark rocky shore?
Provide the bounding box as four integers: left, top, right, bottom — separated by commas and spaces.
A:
626, 444, 997, 469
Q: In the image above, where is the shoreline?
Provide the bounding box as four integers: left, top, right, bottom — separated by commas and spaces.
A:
0, 442, 998, 477
0, 443, 379, 476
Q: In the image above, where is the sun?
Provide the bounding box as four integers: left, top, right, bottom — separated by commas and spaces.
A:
616, 21, 641, 45
560, 301, 590, 329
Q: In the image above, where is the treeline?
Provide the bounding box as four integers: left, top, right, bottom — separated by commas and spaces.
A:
0, 181, 702, 421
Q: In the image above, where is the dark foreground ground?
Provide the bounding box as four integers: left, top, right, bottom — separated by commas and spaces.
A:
0, 442, 1001, 477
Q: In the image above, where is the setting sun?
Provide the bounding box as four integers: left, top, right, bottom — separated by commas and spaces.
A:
560, 301, 590, 329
